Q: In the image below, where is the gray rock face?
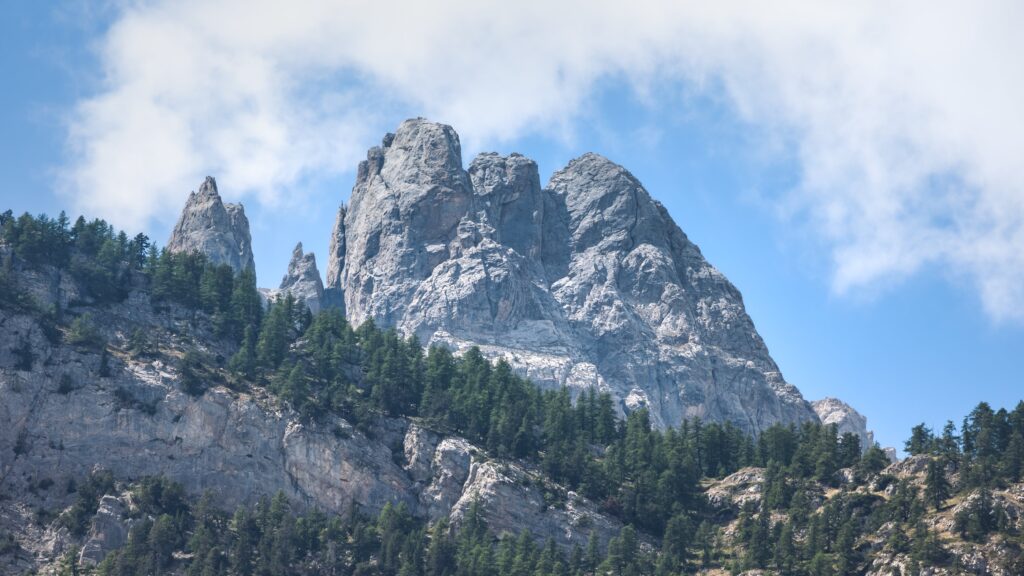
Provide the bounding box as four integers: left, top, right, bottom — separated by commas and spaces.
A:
450, 461, 624, 551
340, 120, 476, 328
323, 204, 347, 312
167, 176, 255, 274
812, 397, 875, 450
276, 242, 325, 313
1, 349, 415, 524
403, 425, 476, 519
468, 152, 545, 259
78, 496, 135, 566
330, 118, 817, 433
0, 264, 624, 566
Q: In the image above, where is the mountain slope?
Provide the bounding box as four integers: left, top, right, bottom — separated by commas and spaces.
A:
0, 252, 624, 572
1, 213, 1022, 575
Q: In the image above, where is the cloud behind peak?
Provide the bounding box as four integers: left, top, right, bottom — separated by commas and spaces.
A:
62, 0, 1024, 321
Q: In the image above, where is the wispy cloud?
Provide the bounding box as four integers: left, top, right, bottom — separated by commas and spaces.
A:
62, 0, 1024, 321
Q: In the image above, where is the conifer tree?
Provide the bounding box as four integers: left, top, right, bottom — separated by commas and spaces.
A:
229, 325, 258, 378
257, 299, 291, 368
923, 458, 951, 510
835, 520, 859, 575
774, 521, 797, 574
905, 423, 935, 455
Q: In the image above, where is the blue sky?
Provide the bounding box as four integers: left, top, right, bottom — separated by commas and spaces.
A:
3, 2, 1022, 451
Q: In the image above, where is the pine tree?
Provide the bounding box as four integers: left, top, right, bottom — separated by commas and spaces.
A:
179, 351, 206, 396
835, 520, 858, 576
813, 425, 840, 483
229, 325, 258, 378
744, 510, 771, 569
923, 458, 950, 511
1002, 431, 1024, 482
937, 420, 961, 469
257, 300, 291, 368
98, 348, 112, 377
126, 328, 152, 358
954, 488, 996, 542
837, 432, 862, 468
886, 525, 909, 554
808, 551, 834, 576
425, 518, 455, 576
774, 521, 797, 573
911, 522, 946, 566
905, 423, 935, 455
856, 445, 891, 478
691, 522, 716, 569
584, 530, 601, 573
229, 267, 262, 341
660, 513, 690, 570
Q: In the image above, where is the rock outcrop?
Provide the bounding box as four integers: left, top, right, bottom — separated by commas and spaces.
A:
275, 242, 325, 313
323, 205, 347, 312
325, 118, 817, 432
78, 496, 135, 566
450, 461, 624, 550
812, 397, 874, 450
704, 467, 768, 513
167, 176, 255, 274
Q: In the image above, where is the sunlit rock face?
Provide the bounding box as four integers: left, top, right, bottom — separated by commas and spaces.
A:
275, 242, 325, 313
167, 176, 255, 274
327, 118, 817, 432
812, 397, 875, 450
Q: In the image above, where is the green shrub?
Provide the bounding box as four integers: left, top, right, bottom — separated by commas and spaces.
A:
67, 313, 105, 350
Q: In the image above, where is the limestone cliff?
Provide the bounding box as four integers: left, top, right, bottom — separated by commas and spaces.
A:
325, 118, 817, 432
0, 257, 621, 572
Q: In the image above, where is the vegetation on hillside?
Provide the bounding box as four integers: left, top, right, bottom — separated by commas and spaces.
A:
4, 209, 1024, 575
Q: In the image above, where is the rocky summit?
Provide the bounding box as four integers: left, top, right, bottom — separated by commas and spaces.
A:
326, 118, 816, 432
275, 242, 325, 313
167, 176, 255, 274
812, 397, 875, 450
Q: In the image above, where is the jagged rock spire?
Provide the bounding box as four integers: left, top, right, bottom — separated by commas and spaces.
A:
278, 242, 325, 313
167, 176, 255, 274
323, 204, 347, 312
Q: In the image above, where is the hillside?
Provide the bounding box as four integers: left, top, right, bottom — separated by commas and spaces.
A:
1, 209, 1023, 575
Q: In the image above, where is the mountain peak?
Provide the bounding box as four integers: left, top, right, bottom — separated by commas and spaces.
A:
327, 119, 817, 433
167, 177, 254, 274
197, 175, 219, 197
278, 241, 324, 313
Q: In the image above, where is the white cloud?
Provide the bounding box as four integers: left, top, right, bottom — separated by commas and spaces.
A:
63, 0, 1024, 320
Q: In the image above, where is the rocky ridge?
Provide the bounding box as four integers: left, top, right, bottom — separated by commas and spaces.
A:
324, 118, 816, 432
161, 122, 885, 446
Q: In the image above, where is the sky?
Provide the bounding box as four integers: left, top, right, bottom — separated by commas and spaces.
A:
2, 1, 1022, 451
